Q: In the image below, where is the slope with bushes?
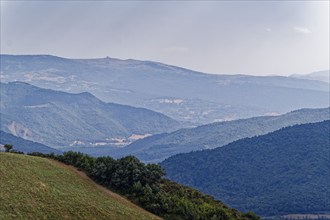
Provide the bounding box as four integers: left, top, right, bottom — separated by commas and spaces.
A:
24, 151, 259, 220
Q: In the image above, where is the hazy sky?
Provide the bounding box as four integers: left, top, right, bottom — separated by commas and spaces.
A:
1, 1, 329, 76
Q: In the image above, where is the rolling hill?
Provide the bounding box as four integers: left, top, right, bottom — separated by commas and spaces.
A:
0, 81, 180, 149
1, 55, 329, 124
0, 153, 161, 220
109, 108, 329, 163
0, 131, 61, 154
160, 121, 330, 216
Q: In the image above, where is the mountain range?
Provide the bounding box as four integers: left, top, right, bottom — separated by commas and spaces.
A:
0, 81, 180, 149
160, 121, 330, 216
290, 70, 330, 83
1, 55, 329, 125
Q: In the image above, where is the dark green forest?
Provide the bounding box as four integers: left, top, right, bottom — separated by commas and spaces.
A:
161, 121, 330, 216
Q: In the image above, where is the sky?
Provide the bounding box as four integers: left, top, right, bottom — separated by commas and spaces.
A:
0, 1, 329, 76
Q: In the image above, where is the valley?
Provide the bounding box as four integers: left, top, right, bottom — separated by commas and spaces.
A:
109, 107, 330, 163
1, 55, 329, 125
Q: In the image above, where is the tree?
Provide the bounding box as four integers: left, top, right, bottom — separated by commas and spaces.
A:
4, 144, 13, 152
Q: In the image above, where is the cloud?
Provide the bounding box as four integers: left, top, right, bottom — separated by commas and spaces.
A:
164, 46, 189, 53
293, 26, 312, 34
266, 28, 271, 32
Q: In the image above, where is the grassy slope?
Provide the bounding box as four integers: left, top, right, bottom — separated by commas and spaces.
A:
0, 153, 161, 220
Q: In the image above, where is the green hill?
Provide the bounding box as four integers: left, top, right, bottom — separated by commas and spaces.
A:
0, 153, 160, 220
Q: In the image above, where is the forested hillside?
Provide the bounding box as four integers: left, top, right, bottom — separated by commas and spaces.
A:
161, 121, 330, 216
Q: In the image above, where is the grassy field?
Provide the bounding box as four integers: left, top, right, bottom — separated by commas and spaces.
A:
0, 153, 161, 220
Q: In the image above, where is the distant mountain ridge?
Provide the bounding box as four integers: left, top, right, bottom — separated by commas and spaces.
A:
1, 54, 329, 124
0, 81, 180, 148
0, 131, 61, 154
290, 70, 330, 83
160, 121, 330, 216
109, 107, 330, 163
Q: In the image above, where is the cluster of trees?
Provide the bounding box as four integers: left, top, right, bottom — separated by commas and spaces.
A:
3, 144, 24, 154
23, 150, 259, 220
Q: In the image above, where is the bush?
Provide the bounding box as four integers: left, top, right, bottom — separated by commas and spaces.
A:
4, 144, 13, 152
